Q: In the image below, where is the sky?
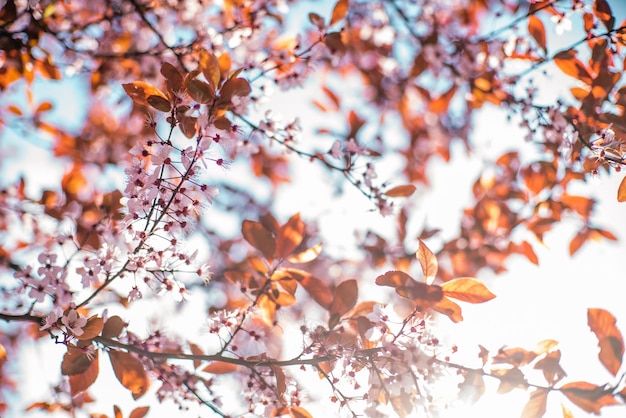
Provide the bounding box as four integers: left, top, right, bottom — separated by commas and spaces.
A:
2, 1, 626, 418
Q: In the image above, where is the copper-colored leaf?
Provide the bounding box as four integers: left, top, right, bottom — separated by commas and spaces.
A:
108, 350, 150, 399
329, 0, 349, 26
534, 350, 566, 385
521, 389, 548, 418
62, 345, 93, 375
286, 268, 333, 309
553, 49, 594, 85
102, 316, 126, 339
186, 79, 214, 104
560, 381, 618, 414
219, 77, 251, 103
188, 342, 204, 369
493, 367, 527, 394
202, 361, 239, 374
416, 239, 438, 284
77, 316, 104, 341
561, 404, 574, 418
384, 184, 416, 197
69, 351, 99, 395
272, 365, 287, 397
433, 296, 463, 323
594, 0, 615, 31
276, 213, 305, 259
492, 346, 536, 367
396, 280, 443, 307
617, 176, 626, 202
287, 242, 322, 263
569, 229, 590, 255
290, 406, 313, 418
147, 95, 171, 112
242, 220, 276, 260
458, 370, 485, 403
587, 308, 624, 376
122, 81, 168, 107
329, 279, 358, 327
199, 49, 221, 89
528, 15, 547, 53
160, 62, 183, 92
442, 277, 495, 304
375, 270, 411, 288
129, 406, 150, 418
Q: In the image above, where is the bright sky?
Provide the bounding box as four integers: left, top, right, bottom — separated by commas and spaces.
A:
3, 2, 626, 418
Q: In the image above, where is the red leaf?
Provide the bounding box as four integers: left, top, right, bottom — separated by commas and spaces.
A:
587, 308, 624, 376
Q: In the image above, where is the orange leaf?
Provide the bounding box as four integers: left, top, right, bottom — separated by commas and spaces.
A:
329, 279, 358, 327
202, 361, 239, 374
122, 81, 168, 107
441, 277, 495, 303
160, 62, 183, 92
593, 0, 615, 31
147, 95, 171, 112
375, 270, 411, 288
433, 296, 463, 323
617, 176, 626, 202
188, 342, 204, 369
69, 351, 99, 395
276, 213, 305, 259
534, 350, 566, 385
286, 268, 333, 309
587, 308, 624, 376
290, 406, 313, 418
553, 49, 594, 85
108, 350, 150, 399
384, 184, 416, 197
329, 0, 349, 26
62, 345, 93, 375
102, 316, 126, 339
287, 242, 322, 263
560, 381, 618, 414
521, 389, 548, 418
199, 49, 221, 89
528, 15, 547, 53
569, 229, 590, 255
129, 406, 150, 418
396, 280, 443, 307
76, 315, 104, 341
242, 220, 276, 260
271, 365, 287, 397
416, 240, 438, 284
